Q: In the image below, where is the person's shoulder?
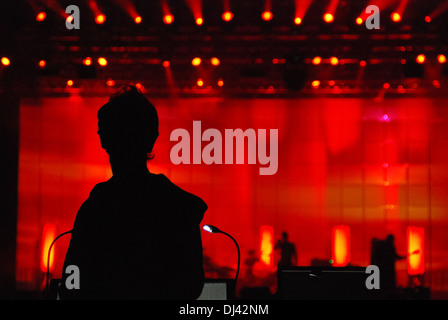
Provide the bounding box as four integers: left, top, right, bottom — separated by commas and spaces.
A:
153, 173, 208, 221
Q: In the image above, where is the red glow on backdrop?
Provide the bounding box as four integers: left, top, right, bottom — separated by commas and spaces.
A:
40, 224, 57, 272
260, 226, 274, 266
332, 225, 350, 267
16, 97, 448, 289
407, 227, 424, 275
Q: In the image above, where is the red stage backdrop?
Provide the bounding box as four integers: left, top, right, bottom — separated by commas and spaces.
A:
16, 96, 448, 292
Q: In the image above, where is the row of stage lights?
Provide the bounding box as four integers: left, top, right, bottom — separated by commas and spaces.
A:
2, 53, 446, 68
33, 9, 437, 26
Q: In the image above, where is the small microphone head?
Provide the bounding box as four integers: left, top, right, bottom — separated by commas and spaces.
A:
203, 224, 221, 234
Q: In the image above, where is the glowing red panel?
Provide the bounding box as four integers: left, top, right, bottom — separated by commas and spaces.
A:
332, 225, 350, 267
407, 227, 424, 275
41, 224, 57, 272
260, 226, 274, 266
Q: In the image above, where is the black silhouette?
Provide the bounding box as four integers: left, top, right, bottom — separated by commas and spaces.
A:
371, 234, 406, 293
274, 232, 297, 267
59, 85, 207, 300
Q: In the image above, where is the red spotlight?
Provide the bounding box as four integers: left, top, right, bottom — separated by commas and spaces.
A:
312, 56, 322, 65
163, 14, 174, 24
425, 16, 431, 23
196, 17, 203, 25
356, 17, 363, 25
106, 79, 115, 87
83, 57, 92, 66
438, 54, 447, 64
36, 12, 46, 22
391, 12, 401, 22
323, 13, 334, 23
433, 80, 441, 88
360, 60, 367, 67
95, 14, 106, 24
210, 57, 220, 66
332, 225, 350, 267
98, 57, 108, 66
330, 56, 339, 65
135, 83, 144, 90
67, 79, 74, 87
191, 57, 202, 66
416, 54, 426, 64
197, 78, 204, 87
162, 60, 170, 68
294, 17, 302, 25
38, 60, 46, 68
383, 83, 390, 89
262, 11, 273, 21
134, 16, 142, 24
66, 15, 74, 24
1, 57, 10, 66
222, 11, 233, 22
217, 79, 224, 87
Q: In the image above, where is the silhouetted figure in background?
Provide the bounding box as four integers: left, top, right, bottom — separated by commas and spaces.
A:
371, 234, 406, 294
243, 249, 259, 284
60, 85, 207, 300
275, 232, 297, 267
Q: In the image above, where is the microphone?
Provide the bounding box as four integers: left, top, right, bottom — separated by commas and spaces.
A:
203, 224, 240, 285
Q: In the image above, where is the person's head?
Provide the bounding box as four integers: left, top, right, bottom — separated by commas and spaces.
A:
282, 232, 288, 240
97, 85, 159, 160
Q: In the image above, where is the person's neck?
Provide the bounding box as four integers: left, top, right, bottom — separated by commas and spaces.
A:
109, 154, 150, 179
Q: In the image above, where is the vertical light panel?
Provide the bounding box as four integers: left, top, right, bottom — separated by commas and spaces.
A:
40, 223, 57, 272
260, 225, 274, 266
332, 225, 350, 267
407, 226, 424, 275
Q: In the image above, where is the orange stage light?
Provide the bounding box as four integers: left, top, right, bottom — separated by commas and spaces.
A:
391, 12, 401, 22
95, 14, 106, 24
294, 17, 302, 25
438, 54, 447, 64
1, 57, 11, 66
323, 13, 334, 23
162, 60, 170, 68
222, 11, 233, 22
356, 17, 363, 25
36, 12, 46, 22
163, 14, 174, 24
262, 11, 273, 21
83, 57, 92, 66
38, 60, 46, 68
106, 79, 115, 87
330, 56, 339, 65
312, 56, 322, 65
197, 78, 204, 87
98, 57, 108, 66
311, 80, 320, 89
191, 57, 202, 66
134, 16, 142, 24
196, 17, 203, 25
217, 79, 224, 87
211, 57, 220, 66
67, 80, 74, 86
416, 54, 426, 64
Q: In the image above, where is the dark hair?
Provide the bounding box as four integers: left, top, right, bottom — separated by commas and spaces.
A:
97, 85, 159, 160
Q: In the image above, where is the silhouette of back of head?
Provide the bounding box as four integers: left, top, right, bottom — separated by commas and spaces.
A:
97, 85, 159, 160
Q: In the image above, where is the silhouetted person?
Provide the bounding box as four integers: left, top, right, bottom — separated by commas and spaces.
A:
59, 85, 207, 300
243, 250, 259, 283
275, 232, 297, 267
371, 234, 405, 293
